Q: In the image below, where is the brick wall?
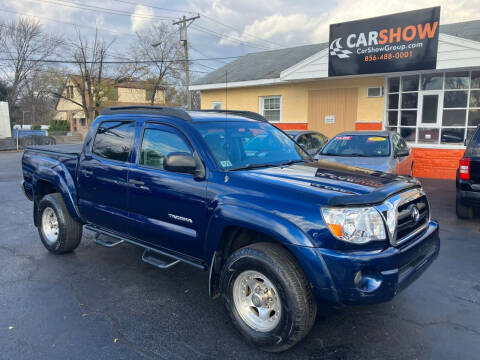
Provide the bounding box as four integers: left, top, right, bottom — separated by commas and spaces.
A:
355, 122, 382, 131
274, 123, 308, 130
412, 148, 465, 180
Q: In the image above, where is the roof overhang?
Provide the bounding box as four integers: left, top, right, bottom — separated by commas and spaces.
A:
190, 78, 287, 91
192, 34, 480, 91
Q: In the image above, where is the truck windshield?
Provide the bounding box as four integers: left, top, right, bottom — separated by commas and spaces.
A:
320, 135, 391, 157
193, 121, 310, 170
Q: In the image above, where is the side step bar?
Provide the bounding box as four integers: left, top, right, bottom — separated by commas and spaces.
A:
84, 225, 206, 270
93, 233, 125, 248
142, 249, 180, 269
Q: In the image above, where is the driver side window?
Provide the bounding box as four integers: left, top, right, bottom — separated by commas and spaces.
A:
140, 128, 192, 170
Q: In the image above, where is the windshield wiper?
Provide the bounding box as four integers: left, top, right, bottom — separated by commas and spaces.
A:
346, 153, 368, 157
279, 159, 307, 166
229, 163, 279, 171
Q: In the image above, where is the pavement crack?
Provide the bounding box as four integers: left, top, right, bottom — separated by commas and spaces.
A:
66, 280, 175, 360
377, 312, 480, 336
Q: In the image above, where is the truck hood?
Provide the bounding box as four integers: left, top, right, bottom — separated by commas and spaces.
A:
314, 155, 392, 173
233, 160, 420, 206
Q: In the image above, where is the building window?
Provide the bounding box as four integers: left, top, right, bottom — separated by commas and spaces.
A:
66, 86, 74, 99
259, 96, 281, 122
211, 102, 222, 110
386, 70, 480, 146
80, 118, 86, 127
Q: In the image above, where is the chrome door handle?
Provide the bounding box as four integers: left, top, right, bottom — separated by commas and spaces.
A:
129, 179, 145, 186
82, 169, 93, 176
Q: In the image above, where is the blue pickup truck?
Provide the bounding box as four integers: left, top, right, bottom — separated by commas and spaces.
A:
22, 106, 440, 352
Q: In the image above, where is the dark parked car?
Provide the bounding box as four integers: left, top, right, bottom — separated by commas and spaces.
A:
22, 107, 439, 352
285, 130, 328, 155
315, 131, 414, 176
456, 126, 480, 218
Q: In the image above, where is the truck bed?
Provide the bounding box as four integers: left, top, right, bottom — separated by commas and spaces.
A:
25, 144, 83, 157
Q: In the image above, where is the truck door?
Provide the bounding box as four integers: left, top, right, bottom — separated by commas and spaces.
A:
126, 122, 207, 260
77, 120, 136, 233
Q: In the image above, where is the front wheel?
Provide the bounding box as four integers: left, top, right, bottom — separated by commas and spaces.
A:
220, 243, 317, 352
37, 193, 83, 254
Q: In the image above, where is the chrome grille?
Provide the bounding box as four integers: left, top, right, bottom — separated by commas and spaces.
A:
376, 188, 430, 247
396, 195, 429, 244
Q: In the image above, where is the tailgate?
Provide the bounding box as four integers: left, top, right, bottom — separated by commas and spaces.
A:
470, 156, 480, 185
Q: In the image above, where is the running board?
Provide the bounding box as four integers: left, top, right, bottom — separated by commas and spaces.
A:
84, 225, 206, 270
142, 249, 180, 269
93, 233, 124, 248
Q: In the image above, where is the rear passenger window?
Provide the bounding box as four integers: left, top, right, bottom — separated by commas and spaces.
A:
92, 121, 135, 162
140, 128, 192, 169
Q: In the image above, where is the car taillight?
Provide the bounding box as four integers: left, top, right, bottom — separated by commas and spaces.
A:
459, 157, 471, 180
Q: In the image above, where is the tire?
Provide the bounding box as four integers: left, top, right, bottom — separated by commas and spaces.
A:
456, 196, 473, 219
219, 243, 317, 352
37, 193, 83, 254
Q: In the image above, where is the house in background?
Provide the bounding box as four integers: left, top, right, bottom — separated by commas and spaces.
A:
191, 20, 480, 180
55, 75, 166, 138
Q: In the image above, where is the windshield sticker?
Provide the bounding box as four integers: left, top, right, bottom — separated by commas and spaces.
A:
335, 136, 352, 140
367, 137, 387, 142
220, 160, 232, 167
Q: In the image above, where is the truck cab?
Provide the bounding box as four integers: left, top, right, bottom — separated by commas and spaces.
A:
22, 106, 440, 352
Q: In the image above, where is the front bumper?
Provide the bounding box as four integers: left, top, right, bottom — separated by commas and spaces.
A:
291, 221, 439, 305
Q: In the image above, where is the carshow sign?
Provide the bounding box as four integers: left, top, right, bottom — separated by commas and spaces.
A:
328, 7, 440, 76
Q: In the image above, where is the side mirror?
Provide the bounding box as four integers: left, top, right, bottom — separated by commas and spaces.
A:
164, 152, 200, 176
395, 149, 410, 158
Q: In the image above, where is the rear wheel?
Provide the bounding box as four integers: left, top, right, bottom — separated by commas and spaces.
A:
38, 193, 83, 254
456, 195, 473, 219
220, 243, 317, 352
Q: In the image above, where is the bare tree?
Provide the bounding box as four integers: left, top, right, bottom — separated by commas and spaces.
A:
130, 23, 182, 105
0, 17, 63, 120
18, 67, 64, 124
54, 29, 115, 125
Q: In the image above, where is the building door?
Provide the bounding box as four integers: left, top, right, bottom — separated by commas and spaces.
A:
307, 88, 358, 138
417, 91, 443, 143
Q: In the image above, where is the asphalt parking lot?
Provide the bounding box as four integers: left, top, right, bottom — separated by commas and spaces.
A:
1, 150, 479, 360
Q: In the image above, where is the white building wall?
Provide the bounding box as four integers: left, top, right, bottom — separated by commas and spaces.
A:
0, 102, 11, 139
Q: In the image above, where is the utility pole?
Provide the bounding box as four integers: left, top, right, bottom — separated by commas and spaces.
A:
173, 14, 200, 110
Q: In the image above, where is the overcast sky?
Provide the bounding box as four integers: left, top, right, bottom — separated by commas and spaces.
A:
1, 0, 480, 77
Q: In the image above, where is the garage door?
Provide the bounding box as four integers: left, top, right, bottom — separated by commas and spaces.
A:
308, 88, 357, 138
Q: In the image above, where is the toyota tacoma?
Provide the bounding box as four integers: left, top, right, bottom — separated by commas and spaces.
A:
22, 106, 440, 352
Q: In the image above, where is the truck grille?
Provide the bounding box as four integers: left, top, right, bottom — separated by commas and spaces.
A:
395, 195, 429, 245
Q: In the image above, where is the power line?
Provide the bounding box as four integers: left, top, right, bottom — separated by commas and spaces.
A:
26, 0, 273, 52
32, 0, 177, 21
109, 0, 283, 48
191, 24, 270, 51
0, 56, 239, 64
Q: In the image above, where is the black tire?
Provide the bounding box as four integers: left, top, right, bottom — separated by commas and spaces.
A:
37, 193, 83, 254
219, 243, 317, 352
456, 196, 473, 219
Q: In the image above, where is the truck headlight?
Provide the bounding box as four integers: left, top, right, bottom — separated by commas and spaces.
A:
321, 207, 386, 244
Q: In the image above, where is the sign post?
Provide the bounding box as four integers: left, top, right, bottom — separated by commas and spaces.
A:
328, 7, 440, 77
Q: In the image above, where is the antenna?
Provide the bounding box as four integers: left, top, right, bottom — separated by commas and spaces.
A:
224, 69, 229, 183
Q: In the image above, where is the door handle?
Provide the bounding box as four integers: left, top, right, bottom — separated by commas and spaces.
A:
129, 179, 149, 191
129, 179, 145, 186
82, 169, 93, 176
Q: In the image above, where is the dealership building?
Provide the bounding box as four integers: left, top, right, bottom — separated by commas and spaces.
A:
191, 12, 480, 179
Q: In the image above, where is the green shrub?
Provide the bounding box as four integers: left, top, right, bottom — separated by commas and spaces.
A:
49, 120, 70, 134
31, 124, 41, 130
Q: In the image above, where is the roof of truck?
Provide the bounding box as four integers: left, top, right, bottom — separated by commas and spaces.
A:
100, 106, 267, 123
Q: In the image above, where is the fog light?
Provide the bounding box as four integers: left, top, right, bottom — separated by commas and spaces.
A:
353, 269, 383, 293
